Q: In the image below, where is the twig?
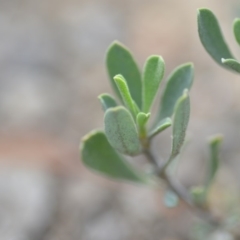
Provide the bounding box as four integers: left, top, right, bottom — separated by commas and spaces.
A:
143, 148, 221, 227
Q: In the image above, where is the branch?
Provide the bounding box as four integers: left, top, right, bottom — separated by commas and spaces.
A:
143, 149, 221, 226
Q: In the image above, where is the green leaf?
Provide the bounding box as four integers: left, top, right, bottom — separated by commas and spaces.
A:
190, 186, 206, 206
206, 134, 223, 188
164, 190, 179, 208
98, 93, 118, 111
154, 63, 193, 126
233, 18, 240, 46
106, 41, 142, 108
160, 91, 190, 172
104, 106, 141, 156
190, 135, 222, 204
142, 55, 165, 113
81, 130, 149, 183
197, 8, 234, 66
222, 58, 240, 73
171, 90, 190, 160
136, 112, 150, 138
114, 75, 139, 118
148, 117, 171, 139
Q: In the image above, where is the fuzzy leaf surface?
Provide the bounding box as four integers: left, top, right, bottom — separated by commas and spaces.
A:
98, 93, 118, 111
197, 8, 234, 66
222, 58, 240, 73
206, 135, 223, 187
155, 63, 193, 126
142, 55, 165, 113
81, 130, 148, 183
233, 18, 240, 46
148, 118, 171, 139
137, 112, 150, 138
114, 75, 139, 117
171, 90, 190, 161
106, 41, 142, 108
104, 106, 141, 156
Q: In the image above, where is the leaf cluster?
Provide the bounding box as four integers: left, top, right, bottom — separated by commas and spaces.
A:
198, 8, 240, 73
80, 37, 223, 207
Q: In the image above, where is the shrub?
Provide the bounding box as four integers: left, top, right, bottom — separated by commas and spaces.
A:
80, 8, 240, 239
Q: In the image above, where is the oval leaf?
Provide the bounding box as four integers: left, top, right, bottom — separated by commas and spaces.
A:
98, 93, 118, 111
171, 90, 190, 159
197, 8, 234, 66
142, 55, 165, 113
233, 18, 240, 46
154, 63, 193, 127
160, 91, 190, 172
206, 134, 223, 188
81, 130, 149, 183
222, 58, 240, 73
106, 41, 142, 108
104, 106, 141, 156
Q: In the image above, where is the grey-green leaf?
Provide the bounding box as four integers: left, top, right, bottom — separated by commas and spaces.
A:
104, 106, 141, 156
171, 90, 190, 159
197, 8, 234, 66
81, 130, 149, 183
106, 41, 142, 108
161, 91, 190, 172
148, 117, 171, 139
233, 18, 240, 46
114, 74, 139, 118
222, 58, 240, 73
164, 190, 179, 208
206, 134, 223, 188
137, 112, 150, 138
154, 63, 193, 126
142, 55, 165, 113
98, 93, 118, 111
190, 186, 206, 206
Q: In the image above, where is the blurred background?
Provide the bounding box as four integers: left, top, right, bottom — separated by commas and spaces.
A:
1, 0, 240, 239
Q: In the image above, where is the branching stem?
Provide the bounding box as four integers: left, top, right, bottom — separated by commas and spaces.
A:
143, 148, 221, 227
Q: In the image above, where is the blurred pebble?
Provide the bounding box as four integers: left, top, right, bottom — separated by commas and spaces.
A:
0, 165, 57, 240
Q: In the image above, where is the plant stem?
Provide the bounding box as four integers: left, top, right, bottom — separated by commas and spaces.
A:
143, 148, 221, 227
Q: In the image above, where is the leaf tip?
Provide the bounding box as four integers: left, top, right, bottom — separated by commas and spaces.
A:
197, 8, 208, 20
233, 18, 240, 24
113, 74, 124, 82
97, 93, 106, 100
185, 62, 194, 69
106, 41, 124, 63
177, 62, 194, 74
197, 8, 212, 16
147, 55, 164, 62
208, 134, 224, 145
105, 105, 122, 115
81, 129, 101, 144
80, 130, 103, 159
107, 40, 126, 54
108, 40, 121, 47
146, 112, 151, 118
182, 88, 189, 98
197, 8, 204, 16
166, 117, 172, 123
